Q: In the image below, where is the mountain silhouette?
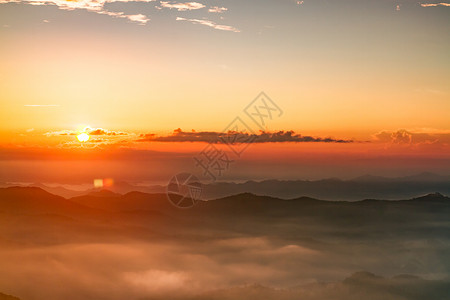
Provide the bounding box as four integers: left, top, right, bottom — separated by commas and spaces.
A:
0, 292, 21, 300
1, 187, 448, 216
9, 172, 449, 201
69, 191, 171, 212
0, 187, 100, 215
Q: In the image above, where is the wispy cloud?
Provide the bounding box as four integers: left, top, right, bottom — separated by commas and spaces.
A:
44, 130, 77, 137
97, 11, 150, 25
176, 17, 240, 32
0, 0, 240, 28
0, 0, 152, 24
124, 14, 150, 24
160, 1, 205, 11
208, 6, 227, 13
420, 2, 450, 7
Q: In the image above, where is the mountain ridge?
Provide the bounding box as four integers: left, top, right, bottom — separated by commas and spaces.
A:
3, 172, 449, 200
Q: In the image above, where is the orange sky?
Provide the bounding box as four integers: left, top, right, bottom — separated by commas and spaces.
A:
0, 126, 449, 184
0, 0, 449, 183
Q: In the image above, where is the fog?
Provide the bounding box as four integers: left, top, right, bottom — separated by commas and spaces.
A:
0, 188, 448, 299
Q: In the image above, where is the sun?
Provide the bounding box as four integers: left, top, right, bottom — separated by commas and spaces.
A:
77, 132, 90, 142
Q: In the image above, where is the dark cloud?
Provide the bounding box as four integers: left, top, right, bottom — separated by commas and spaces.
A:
138, 129, 353, 144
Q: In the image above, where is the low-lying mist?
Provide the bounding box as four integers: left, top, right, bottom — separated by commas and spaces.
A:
0, 188, 448, 300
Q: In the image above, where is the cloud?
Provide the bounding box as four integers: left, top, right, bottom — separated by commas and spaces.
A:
125, 14, 149, 24
0, 0, 240, 27
373, 129, 450, 146
208, 6, 227, 13
420, 2, 450, 7
137, 128, 353, 143
98, 11, 150, 24
44, 130, 77, 136
88, 128, 128, 136
44, 127, 129, 137
160, 1, 205, 11
176, 17, 240, 32
0, 0, 152, 24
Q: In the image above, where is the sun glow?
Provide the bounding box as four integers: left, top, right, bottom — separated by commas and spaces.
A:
77, 132, 90, 142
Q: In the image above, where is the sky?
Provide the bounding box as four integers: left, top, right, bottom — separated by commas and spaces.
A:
0, 0, 449, 184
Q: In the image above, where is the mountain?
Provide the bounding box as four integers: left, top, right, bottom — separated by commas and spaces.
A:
30, 183, 90, 198
397, 172, 450, 182
104, 181, 165, 195
2, 186, 449, 238
0, 187, 449, 300
0, 293, 20, 300
69, 191, 171, 212
194, 272, 450, 300
199, 174, 450, 200
192, 192, 450, 224
353, 172, 450, 183
2, 187, 448, 217
86, 189, 121, 198
8, 172, 450, 201
23, 181, 166, 198
352, 174, 393, 182
0, 187, 101, 216
409, 192, 449, 202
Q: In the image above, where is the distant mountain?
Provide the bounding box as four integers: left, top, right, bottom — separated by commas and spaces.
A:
397, 172, 450, 182
2, 187, 448, 217
198, 173, 450, 200
353, 172, 450, 183
193, 192, 450, 222
30, 183, 90, 198
8, 172, 449, 201
0, 187, 101, 216
1, 186, 449, 240
24, 181, 166, 198
106, 181, 166, 195
63, 190, 449, 222
64, 189, 450, 232
352, 175, 393, 182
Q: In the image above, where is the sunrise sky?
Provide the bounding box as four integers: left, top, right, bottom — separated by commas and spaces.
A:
0, 0, 449, 184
